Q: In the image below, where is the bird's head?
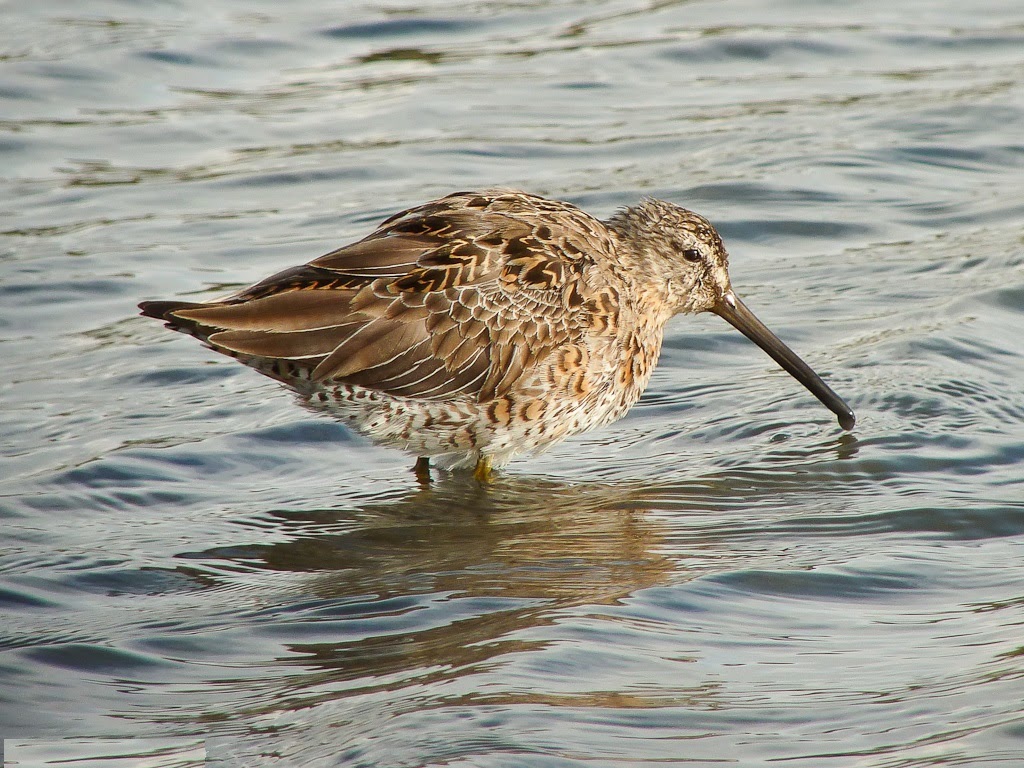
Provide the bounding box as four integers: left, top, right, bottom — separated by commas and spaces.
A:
607, 197, 855, 431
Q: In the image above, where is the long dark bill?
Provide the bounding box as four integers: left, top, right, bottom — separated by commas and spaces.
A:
712, 291, 855, 430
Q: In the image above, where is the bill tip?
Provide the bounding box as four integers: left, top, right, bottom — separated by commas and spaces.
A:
838, 411, 856, 431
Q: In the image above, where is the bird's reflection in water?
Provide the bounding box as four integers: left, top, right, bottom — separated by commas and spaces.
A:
170, 474, 675, 720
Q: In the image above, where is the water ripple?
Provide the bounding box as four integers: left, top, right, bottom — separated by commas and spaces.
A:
3, 0, 1024, 764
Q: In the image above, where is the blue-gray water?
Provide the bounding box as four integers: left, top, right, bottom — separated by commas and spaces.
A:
3, 1, 1023, 765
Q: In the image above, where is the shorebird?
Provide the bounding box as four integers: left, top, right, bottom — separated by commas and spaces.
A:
140, 189, 855, 482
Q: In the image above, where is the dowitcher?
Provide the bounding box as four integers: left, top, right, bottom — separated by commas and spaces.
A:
140, 189, 854, 481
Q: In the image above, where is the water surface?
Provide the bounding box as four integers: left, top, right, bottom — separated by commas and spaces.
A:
2, 0, 1024, 765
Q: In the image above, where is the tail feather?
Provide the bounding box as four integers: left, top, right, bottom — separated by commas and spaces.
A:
138, 300, 218, 341
138, 300, 206, 321
139, 298, 318, 385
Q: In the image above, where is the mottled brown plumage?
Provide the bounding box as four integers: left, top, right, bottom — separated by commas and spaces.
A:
140, 189, 854, 480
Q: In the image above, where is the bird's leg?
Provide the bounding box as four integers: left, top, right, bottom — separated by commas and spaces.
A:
413, 456, 432, 485
473, 455, 493, 484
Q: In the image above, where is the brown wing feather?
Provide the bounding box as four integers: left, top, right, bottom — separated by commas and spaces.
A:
143, 190, 609, 403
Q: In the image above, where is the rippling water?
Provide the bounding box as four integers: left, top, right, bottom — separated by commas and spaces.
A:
3, 0, 1024, 765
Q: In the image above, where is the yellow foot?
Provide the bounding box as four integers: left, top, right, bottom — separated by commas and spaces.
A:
413, 456, 431, 485
473, 455, 493, 484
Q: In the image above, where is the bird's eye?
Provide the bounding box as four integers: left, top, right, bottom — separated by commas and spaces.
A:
681, 248, 702, 263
